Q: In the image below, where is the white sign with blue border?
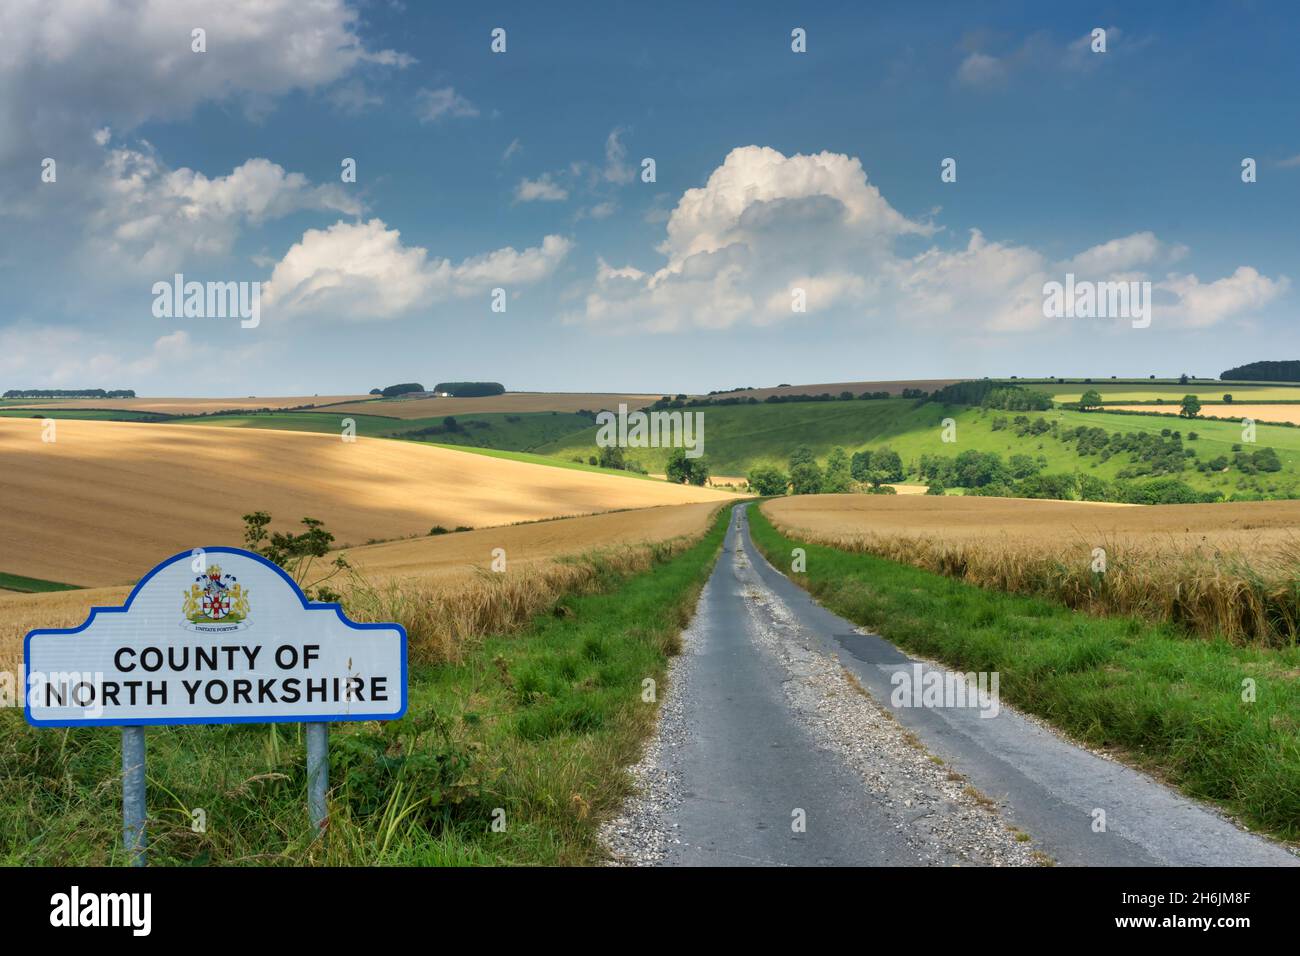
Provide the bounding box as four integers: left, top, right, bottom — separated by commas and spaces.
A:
23, 546, 408, 728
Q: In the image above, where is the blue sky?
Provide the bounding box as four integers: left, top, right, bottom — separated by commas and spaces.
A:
2, 0, 1297, 395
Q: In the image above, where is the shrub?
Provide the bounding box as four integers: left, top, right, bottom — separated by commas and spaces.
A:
747, 466, 789, 496
380, 382, 424, 398
433, 382, 506, 397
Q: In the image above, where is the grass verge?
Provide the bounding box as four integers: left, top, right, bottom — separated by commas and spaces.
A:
0, 506, 729, 865
747, 503, 1300, 843
763, 516, 1300, 648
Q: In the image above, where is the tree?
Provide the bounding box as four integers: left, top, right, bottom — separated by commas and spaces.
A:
1223, 394, 1233, 403
664, 449, 709, 485
870, 446, 904, 482
789, 461, 823, 495
925, 482, 946, 495
1079, 389, 1103, 411
598, 444, 626, 470
1179, 394, 1202, 418
849, 450, 872, 481
747, 466, 789, 496
788, 446, 816, 469
822, 447, 853, 492
687, 456, 710, 486
959, 451, 1007, 487
433, 382, 506, 397
1179, 373, 1190, 385
1253, 447, 1282, 472
665, 448, 690, 482
1008, 453, 1040, 479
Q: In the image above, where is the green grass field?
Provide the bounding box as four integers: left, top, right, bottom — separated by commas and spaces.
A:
0, 508, 728, 865
423, 443, 661, 480
171, 409, 596, 452
880, 405, 1300, 497
539, 398, 936, 475
0, 408, 167, 422
0, 572, 81, 593
747, 504, 1300, 842
539, 398, 1300, 497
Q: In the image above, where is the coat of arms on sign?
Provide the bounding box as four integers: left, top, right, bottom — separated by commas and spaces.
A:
181, 564, 251, 631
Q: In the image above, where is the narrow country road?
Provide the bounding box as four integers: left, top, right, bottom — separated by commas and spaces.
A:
602, 503, 1299, 867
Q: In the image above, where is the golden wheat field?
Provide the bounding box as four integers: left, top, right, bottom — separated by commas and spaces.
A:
759, 493, 1300, 544
0, 503, 725, 669
763, 494, 1300, 645
5, 395, 369, 414
1105, 403, 1300, 425
324, 392, 661, 419
0, 501, 726, 671
0, 418, 737, 588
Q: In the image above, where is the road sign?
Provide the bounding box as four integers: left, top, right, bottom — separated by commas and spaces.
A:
24, 546, 407, 727
22, 546, 409, 863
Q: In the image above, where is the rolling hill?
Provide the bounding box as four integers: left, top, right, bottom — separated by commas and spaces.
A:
0, 418, 737, 587
322, 391, 660, 418
539, 395, 1300, 499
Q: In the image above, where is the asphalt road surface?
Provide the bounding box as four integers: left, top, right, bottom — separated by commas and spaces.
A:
621, 504, 1298, 867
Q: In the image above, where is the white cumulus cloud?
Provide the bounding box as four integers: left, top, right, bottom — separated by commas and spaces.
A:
262, 219, 571, 321
569, 145, 1288, 335
1159, 267, 1290, 329
85, 145, 360, 276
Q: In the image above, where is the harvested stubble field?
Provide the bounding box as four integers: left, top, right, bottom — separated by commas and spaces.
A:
0, 501, 727, 674
0, 418, 736, 588
1105, 403, 1300, 426
3, 395, 369, 414
323, 392, 661, 419
763, 494, 1300, 646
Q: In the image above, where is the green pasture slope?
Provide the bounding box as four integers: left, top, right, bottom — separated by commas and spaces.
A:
539, 398, 939, 475
170, 409, 595, 452
538, 397, 1300, 497
424, 444, 660, 481
877, 406, 1300, 498
0, 408, 166, 422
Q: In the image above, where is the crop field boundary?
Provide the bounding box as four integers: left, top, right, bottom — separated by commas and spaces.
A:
0, 505, 731, 865
747, 503, 1300, 845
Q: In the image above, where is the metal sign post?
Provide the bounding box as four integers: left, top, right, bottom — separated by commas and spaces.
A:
122, 726, 147, 866
306, 722, 329, 837
24, 546, 407, 865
